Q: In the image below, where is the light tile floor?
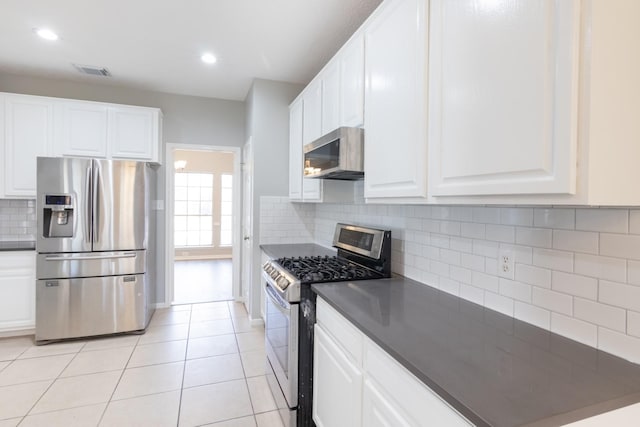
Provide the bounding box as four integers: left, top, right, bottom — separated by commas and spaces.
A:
0, 302, 283, 427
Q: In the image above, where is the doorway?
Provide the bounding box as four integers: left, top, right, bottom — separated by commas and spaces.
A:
165, 144, 241, 306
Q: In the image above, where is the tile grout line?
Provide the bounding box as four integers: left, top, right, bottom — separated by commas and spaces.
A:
175, 304, 193, 427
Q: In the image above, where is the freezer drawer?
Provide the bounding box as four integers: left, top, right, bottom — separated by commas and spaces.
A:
37, 250, 146, 279
35, 274, 146, 342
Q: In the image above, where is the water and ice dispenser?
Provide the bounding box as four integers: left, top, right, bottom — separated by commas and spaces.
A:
42, 195, 74, 238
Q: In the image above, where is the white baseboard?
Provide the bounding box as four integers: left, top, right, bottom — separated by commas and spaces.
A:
0, 328, 34, 339
153, 302, 171, 309
175, 255, 232, 261
248, 316, 264, 326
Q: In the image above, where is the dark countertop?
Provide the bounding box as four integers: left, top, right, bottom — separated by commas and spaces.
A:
0, 241, 36, 251
313, 278, 640, 427
260, 243, 336, 259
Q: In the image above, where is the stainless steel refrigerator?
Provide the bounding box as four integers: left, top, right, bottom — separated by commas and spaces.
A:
35, 157, 155, 343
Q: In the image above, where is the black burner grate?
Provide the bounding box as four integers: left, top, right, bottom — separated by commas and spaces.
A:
276, 255, 380, 284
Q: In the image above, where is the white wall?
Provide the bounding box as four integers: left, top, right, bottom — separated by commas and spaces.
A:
260, 185, 640, 365
244, 79, 303, 320
0, 72, 246, 304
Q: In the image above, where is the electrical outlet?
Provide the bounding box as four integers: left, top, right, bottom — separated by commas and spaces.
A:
498, 249, 515, 280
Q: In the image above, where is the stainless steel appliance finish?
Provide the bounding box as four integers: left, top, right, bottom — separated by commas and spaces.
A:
262, 224, 392, 427
36, 157, 153, 343
303, 127, 364, 180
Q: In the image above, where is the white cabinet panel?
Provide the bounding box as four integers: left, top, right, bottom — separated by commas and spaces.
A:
364, 0, 429, 199
302, 81, 323, 146
3, 95, 54, 197
363, 379, 413, 427
313, 324, 363, 427
109, 106, 159, 160
340, 33, 365, 128
428, 0, 580, 196
58, 101, 108, 158
289, 100, 303, 200
0, 252, 36, 332
321, 61, 340, 135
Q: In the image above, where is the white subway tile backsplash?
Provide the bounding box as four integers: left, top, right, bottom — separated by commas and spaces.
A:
600, 233, 640, 260
574, 298, 626, 332
515, 227, 552, 248
472, 272, 499, 293
485, 224, 515, 244
500, 208, 533, 226
533, 208, 575, 229
628, 311, 640, 338
575, 209, 629, 233
574, 253, 627, 283
599, 280, 640, 312
514, 302, 551, 329
551, 271, 598, 300
300, 201, 640, 363
532, 288, 573, 315
532, 248, 574, 273
598, 328, 640, 364
0, 199, 36, 242
515, 264, 551, 288
552, 230, 599, 255
551, 313, 598, 347
484, 292, 514, 317
498, 278, 532, 303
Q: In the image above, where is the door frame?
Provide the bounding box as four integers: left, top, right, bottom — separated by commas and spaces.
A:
164, 143, 242, 306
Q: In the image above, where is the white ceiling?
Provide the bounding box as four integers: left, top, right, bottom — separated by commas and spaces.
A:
0, 0, 382, 101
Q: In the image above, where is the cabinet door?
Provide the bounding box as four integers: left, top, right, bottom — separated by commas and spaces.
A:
109, 106, 158, 160
58, 101, 108, 158
302, 81, 322, 145
0, 252, 36, 332
363, 379, 412, 427
3, 95, 54, 197
289, 101, 303, 200
321, 61, 340, 135
428, 0, 580, 196
340, 33, 365, 128
364, 0, 429, 199
313, 324, 363, 427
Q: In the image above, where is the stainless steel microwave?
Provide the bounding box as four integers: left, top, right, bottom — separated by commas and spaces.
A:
303, 127, 364, 180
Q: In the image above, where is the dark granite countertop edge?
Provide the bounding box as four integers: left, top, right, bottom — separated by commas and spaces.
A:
312, 279, 640, 427
0, 241, 36, 251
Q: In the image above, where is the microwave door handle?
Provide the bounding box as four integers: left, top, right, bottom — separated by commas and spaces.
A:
265, 283, 290, 314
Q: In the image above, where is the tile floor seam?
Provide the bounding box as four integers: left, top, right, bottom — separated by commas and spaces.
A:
95, 332, 144, 427
176, 304, 193, 427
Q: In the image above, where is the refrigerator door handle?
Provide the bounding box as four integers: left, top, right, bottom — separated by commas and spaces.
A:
85, 164, 93, 244
93, 161, 101, 244
44, 252, 137, 261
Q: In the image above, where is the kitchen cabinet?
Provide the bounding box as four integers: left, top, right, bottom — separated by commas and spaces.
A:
339, 32, 365, 128
109, 105, 161, 161
57, 100, 109, 158
314, 297, 470, 427
428, 0, 580, 197
321, 61, 340, 135
288, 100, 303, 200
302, 80, 322, 146
1, 93, 55, 198
363, 0, 429, 200
0, 251, 36, 333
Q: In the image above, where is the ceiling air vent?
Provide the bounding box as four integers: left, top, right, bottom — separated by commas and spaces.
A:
73, 64, 111, 77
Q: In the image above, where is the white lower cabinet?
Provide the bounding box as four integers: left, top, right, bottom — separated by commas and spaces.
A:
313, 324, 363, 427
0, 251, 36, 333
314, 297, 471, 427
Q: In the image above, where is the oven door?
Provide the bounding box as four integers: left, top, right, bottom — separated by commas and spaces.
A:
264, 279, 298, 409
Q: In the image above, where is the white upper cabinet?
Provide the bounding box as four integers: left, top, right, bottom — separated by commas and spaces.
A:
289, 100, 303, 200
339, 33, 365, 128
109, 105, 160, 161
428, 0, 580, 197
303, 80, 323, 146
57, 101, 109, 158
2, 94, 54, 198
321, 61, 340, 135
363, 0, 429, 200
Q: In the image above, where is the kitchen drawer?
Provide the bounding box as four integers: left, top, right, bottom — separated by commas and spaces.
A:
316, 297, 364, 365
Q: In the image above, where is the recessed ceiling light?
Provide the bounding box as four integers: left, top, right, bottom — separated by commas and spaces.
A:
34, 28, 59, 41
201, 53, 217, 64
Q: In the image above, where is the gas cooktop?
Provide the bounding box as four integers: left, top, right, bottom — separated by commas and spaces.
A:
276, 255, 382, 284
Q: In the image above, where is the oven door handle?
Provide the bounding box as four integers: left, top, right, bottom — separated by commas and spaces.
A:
265, 282, 290, 314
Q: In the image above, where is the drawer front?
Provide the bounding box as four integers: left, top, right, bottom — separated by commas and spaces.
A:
316, 297, 364, 365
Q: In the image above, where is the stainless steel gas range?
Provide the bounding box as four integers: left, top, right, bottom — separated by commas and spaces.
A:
262, 223, 391, 427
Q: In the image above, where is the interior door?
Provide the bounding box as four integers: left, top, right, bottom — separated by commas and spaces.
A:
241, 141, 254, 310
93, 159, 148, 251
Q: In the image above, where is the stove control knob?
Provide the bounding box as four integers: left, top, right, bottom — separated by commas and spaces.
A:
270, 270, 279, 279
276, 276, 290, 289
262, 261, 270, 269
